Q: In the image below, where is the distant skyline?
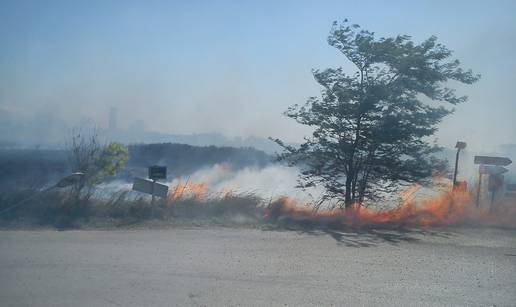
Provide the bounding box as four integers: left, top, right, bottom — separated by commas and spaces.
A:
1, 0, 516, 152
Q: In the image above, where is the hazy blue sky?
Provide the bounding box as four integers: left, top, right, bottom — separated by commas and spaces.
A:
1, 0, 515, 151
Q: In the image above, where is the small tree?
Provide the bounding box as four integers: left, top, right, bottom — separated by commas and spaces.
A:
67, 129, 128, 207
274, 20, 479, 208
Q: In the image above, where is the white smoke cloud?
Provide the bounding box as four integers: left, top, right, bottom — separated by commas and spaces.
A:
169, 164, 325, 202
95, 164, 325, 203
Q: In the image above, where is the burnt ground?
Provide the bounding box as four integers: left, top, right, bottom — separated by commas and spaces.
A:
0, 226, 515, 306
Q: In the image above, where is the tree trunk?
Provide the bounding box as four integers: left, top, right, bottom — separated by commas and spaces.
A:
344, 175, 353, 208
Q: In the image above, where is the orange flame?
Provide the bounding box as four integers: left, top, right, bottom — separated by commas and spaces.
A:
169, 180, 207, 201
166, 177, 516, 229
265, 187, 516, 229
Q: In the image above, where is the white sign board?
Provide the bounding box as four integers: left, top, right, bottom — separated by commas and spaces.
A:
132, 177, 169, 198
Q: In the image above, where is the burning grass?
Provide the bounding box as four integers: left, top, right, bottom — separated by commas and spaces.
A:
1, 180, 515, 230
265, 187, 516, 229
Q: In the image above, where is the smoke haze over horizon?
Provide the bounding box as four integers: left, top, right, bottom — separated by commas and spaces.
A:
1, 0, 516, 152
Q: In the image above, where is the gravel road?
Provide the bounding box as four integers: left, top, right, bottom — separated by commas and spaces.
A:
1, 227, 515, 306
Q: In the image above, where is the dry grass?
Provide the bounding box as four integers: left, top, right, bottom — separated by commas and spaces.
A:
0, 188, 266, 229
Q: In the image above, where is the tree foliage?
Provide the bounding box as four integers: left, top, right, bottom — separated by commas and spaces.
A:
274, 20, 479, 208
96, 142, 129, 178
67, 129, 128, 204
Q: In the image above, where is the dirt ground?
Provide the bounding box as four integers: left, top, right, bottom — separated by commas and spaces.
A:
1, 226, 515, 306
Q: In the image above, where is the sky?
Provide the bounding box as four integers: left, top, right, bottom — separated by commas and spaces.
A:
1, 0, 515, 152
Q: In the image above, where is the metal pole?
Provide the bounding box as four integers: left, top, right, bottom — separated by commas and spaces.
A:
151, 179, 156, 218
452, 148, 461, 189
151, 179, 156, 205
476, 167, 482, 207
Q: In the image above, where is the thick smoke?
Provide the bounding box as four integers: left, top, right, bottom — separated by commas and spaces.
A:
96, 164, 325, 204
169, 164, 325, 202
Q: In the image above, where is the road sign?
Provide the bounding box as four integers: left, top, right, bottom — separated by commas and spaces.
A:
479, 165, 509, 175
148, 165, 167, 180
132, 177, 168, 198
474, 156, 512, 166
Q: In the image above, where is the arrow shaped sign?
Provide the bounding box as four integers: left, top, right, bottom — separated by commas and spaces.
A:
474, 156, 512, 166
480, 165, 509, 175
132, 177, 169, 198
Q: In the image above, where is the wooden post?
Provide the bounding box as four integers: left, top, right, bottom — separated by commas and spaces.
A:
151, 179, 156, 205
453, 148, 460, 189
476, 167, 482, 207
453, 141, 466, 190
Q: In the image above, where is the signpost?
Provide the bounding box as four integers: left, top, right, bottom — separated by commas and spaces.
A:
146, 165, 167, 204
487, 174, 504, 207
132, 177, 169, 198
474, 155, 512, 208
148, 166, 167, 180
453, 141, 467, 190
474, 156, 512, 166
132, 165, 168, 214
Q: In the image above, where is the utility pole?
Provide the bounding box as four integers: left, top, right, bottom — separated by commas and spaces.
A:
453, 141, 467, 190
476, 168, 482, 207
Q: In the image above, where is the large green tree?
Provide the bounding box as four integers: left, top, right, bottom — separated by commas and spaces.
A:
274, 20, 479, 208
